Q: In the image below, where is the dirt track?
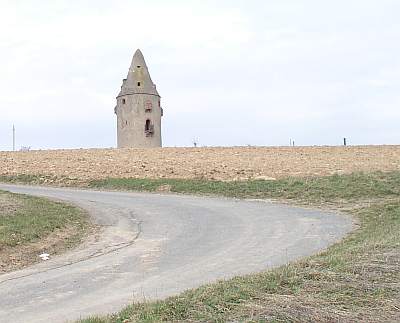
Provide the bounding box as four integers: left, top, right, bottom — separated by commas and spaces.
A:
0, 146, 399, 182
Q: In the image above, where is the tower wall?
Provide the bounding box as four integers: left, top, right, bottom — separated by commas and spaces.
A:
116, 94, 162, 148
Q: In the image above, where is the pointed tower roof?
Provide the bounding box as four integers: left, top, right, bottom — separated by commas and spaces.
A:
117, 49, 159, 98
130, 49, 147, 70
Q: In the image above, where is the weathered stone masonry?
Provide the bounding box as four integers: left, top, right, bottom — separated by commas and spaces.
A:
114, 49, 163, 148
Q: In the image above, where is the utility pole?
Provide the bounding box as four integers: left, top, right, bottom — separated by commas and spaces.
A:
12, 125, 15, 151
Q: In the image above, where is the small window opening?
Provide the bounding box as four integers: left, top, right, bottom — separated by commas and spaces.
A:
122, 99, 126, 104
145, 119, 154, 136
137, 82, 141, 86
145, 119, 151, 131
126, 121, 128, 126
137, 65, 141, 68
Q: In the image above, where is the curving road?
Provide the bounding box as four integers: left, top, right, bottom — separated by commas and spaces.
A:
0, 185, 352, 323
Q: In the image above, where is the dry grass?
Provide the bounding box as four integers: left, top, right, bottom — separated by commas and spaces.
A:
0, 146, 399, 183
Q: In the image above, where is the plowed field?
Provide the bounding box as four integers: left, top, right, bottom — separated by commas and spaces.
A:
0, 146, 399, 183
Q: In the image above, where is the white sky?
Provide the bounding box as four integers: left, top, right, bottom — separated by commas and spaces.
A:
0, 0, 399, 150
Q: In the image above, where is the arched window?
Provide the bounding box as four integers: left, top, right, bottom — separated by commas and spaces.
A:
122, 99, 126, 104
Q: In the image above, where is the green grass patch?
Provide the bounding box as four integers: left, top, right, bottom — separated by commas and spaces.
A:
78, 171, 400, 322
2, 171, 400, 202
0, 190, 90, 248
88, 171, 400, 202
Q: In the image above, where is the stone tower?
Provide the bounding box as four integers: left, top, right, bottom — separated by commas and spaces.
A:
114, 49, 163, 148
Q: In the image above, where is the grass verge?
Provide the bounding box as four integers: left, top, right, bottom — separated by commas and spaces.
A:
87, 171, 400, 203
0, 190, 92, 273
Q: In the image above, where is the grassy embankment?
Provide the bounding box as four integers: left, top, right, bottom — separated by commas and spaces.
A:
0, 190, 91, 273
1, 172, 400, 321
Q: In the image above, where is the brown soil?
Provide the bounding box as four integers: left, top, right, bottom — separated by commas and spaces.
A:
1, 146, 399, 182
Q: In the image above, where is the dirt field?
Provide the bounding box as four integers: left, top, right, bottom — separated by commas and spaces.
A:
0, 146, 399, 182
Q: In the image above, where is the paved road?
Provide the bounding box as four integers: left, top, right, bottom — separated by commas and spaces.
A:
0, 185, 352, 323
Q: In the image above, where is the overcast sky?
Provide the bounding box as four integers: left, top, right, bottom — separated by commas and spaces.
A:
0, 0, 399, 150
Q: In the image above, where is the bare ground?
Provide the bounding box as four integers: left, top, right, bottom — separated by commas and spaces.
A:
0, 146, 399, 183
